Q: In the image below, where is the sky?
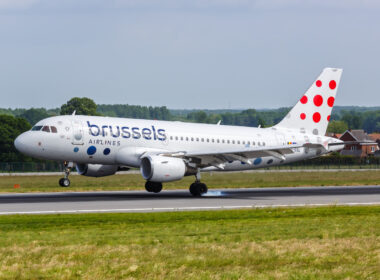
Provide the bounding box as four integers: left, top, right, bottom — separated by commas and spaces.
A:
0, 0, 379, 110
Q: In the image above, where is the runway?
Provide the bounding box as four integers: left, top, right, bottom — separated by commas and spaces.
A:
0, 185, 379, 215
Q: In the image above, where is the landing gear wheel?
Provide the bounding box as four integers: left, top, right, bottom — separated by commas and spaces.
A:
59, 178, 70, 187
189, 182, 208, 196
145, 181, 163, 193
59, 161, 73, 187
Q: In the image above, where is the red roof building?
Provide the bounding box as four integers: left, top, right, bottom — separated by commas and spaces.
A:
339, 130, 379, 157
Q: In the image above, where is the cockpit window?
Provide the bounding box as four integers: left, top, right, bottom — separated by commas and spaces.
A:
50, 126, 57, 133
31, 126, 43, 131
42, 126, 50, 133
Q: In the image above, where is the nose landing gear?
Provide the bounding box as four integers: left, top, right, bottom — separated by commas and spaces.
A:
59, 161, 73, 187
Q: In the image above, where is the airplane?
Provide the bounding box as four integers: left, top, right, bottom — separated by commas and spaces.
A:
14, 68, 345, 196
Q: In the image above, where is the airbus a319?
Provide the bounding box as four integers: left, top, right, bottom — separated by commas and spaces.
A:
15, 68, 344, 196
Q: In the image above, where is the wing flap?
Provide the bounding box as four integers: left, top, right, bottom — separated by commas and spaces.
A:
160, 144, 302, 167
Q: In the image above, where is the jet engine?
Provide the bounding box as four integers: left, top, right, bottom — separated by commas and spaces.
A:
76, 163, 118, 177
140, 155, 187, 182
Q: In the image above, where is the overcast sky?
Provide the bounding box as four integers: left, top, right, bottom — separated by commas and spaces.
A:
0, 0, 379, 109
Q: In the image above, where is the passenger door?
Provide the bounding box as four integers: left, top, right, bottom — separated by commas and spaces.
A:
71, 120, 84, 145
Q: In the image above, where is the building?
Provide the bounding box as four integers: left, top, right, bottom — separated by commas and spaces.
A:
369, 133, 380, 157
339, 130, 379, 157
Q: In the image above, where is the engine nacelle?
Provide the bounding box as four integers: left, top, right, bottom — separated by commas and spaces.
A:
76, 164, 118, 177
140, 155, 186, 182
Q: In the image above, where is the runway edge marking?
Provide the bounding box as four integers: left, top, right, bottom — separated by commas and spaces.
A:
1, 202, 380, 215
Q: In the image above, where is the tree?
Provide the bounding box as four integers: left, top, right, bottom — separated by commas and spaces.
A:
60, 97, 98, 116
187, 111, 208, 123
341, 110, 363, 129
327, 120, 348, 134
0, 115, 31, 162
20, 108, 50, 125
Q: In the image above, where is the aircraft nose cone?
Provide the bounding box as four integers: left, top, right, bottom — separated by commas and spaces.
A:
14, 133, 28, 154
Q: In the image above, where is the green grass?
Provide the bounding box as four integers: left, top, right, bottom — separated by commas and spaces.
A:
0, 206, 379, 279
1, 170, 380, 193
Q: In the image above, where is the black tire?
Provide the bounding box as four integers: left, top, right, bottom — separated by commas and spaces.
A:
152, 182, 163, 193
62, 178, 70, 187
198, 183, 208, 195
189, 183, 198, 196
145, 181, 154, 192
145, 181, 163, 193
59, 178, 65, 187
189, 182, 208, 196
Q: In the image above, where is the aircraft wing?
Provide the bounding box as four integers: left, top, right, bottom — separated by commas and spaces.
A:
160, 144, 304, 169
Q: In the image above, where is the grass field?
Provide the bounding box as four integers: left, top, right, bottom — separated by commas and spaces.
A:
1, 170, 380, 193
0, 206, 379, 279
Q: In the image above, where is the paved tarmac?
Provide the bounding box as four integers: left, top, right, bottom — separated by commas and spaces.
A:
1, 169, 379, 176
0, 186, 379, 215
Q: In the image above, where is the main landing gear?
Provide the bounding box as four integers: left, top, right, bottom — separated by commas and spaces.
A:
189, 182, 208, 196
189, 169, 208, 196
144, 170, 208, 196
59, 161, 73, 187
145, 181, 163, 193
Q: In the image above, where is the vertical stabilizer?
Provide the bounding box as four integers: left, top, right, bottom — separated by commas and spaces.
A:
274, 68, 343, 135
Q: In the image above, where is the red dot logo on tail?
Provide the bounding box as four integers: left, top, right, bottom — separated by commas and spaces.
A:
316, 80, 322, 87
313, 112, 321, 123
300, 113, 306, 120
327, 115, 330, 121
313, 95, 323, 106
329, 80, 336, 90
327, 97, 335, 107
300, 96, 308, 104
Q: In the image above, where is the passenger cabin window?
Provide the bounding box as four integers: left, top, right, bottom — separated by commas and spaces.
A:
42, 126, 50, 133
50, 126, 58, 133
32, 126, 43, 131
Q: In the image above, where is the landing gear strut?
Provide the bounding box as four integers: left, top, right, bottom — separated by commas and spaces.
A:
189, 169, 208, 196
59, 161, 73, 187
145, 181, 163, 193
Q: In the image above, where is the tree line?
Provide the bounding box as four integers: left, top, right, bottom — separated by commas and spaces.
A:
1, 97, 380, 162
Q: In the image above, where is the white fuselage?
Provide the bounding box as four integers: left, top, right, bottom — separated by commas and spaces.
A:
14, 115, 343, 172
